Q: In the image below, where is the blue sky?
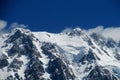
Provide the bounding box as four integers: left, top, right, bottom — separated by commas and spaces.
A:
0, 0, 120, 32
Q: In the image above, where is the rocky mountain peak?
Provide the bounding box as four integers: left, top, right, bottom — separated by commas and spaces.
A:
6, 28, 34, 43
61, 27, 86, 36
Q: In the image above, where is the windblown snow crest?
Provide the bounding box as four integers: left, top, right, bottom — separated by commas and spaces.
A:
0, 27, 120, 80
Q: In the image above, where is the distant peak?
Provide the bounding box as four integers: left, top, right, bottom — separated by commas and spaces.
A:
6, 28, 34, 43
9, 27, 32, 37
73, 27, 82, 31
61, 27, 85, 36
13, 27, 30, 33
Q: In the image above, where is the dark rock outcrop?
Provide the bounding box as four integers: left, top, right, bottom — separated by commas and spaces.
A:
86, 66, 118, 80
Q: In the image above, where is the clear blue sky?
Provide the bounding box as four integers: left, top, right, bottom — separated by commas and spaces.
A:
0, 0, 120, 32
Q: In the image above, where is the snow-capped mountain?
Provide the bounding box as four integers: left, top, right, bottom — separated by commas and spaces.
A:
0, 27, 120, 80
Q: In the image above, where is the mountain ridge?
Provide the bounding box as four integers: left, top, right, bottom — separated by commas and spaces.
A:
0, 27, 120, 80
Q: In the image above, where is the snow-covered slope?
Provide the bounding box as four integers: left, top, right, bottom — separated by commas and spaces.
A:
0, 27, 120, 80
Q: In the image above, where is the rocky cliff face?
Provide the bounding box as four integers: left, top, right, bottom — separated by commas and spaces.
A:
0, 28, 120, 80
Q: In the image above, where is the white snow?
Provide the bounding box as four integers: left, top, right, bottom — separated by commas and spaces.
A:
17, 55, 29, 79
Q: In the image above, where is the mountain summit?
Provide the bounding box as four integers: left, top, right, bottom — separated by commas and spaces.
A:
0, 28, 120, 80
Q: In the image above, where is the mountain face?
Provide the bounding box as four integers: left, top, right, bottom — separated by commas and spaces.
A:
0, 28, 120, 80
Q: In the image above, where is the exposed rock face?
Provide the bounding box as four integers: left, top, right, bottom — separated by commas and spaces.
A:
25, 57, 45, 80
0, 58, 9, 69
9, 58, 23, 70
1, 28, 46, 80
86, 66, 118, 80
41, 42, 75, 80
79, 49, 100, 64
48, 58, 75, 80
7, 29, 41, 58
